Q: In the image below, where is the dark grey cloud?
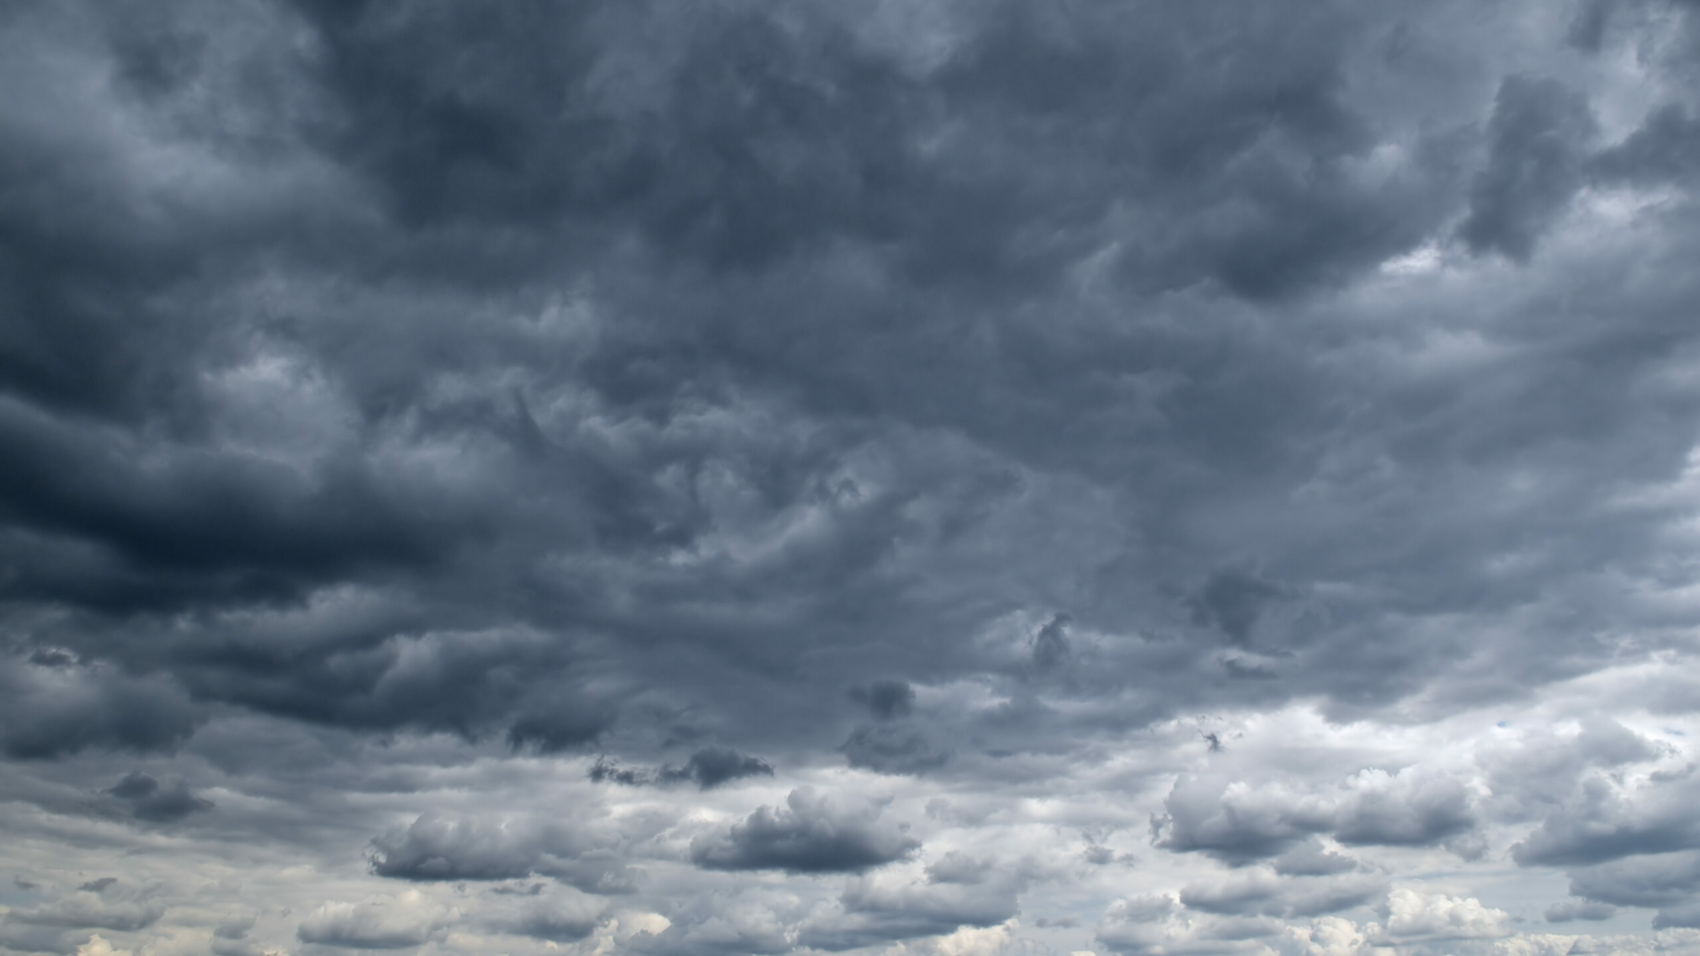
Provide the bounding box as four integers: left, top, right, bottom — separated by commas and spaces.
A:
1568, 0, 1615, 50
1030, 613, 1071, 670
1563, 850, 1700, 925
4, 0, 1700, 952
657, 746, 774, 789
368, 814, 546, 882
1557, 843, 1700, 925
1593, 103, 1700, 185
587, 758, 647, 788
367, 812, 631, 894
586, 746, 773, 789
0, 656, 198, 759
1191, 570, 1288, 647
840, 723, 952, 776
1458, 75, 1597, 261
1511, 765, 1700, 866
104, 772, 213, 823
1657, 901, 1700, 930
849, 680, 914, 721
0, 0, 1693, 785
691, 788, 919, 874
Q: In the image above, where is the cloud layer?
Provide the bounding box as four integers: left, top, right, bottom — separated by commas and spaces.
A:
3, 0, 1700, 954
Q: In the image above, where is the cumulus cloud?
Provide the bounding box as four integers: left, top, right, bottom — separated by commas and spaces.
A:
1095, 893, 1285, 956
1332, 769, 1476, 848
367, 812, 630, 893
794, 865, 1026, 951
1371, 888, 1510, 943
1154, 767, 1479, 866
691, 788, 920, 874
1512, 764, 1700, 866
1563, 850, 1700, 929
296, 892, 448, 950
1152, 777, 1336, 865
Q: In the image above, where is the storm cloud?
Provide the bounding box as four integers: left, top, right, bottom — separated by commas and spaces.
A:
4, 0, 1700, 954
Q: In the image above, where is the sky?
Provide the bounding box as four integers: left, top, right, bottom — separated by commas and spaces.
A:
4, 1, 1700, 955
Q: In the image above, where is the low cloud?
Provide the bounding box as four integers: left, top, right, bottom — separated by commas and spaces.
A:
692, 788, 920, 874
368, 812, 630, 893
1370, 887, 1510, 943
591, 746, 774, 790
296, 892, 448, 950
0, 657, 197, 759
1154, 767, 1480, 866
105, 772, 213, 822
850, 680, 916, 721
1544, 899, 1616, 923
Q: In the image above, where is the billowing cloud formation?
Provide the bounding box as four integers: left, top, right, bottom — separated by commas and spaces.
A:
1153, 767, 1477, 866
4, 0, 1700, 954
692, 788, 920, 874
368, 812, 631, 893
104, 772, 212, 823
0, 656, 197, 759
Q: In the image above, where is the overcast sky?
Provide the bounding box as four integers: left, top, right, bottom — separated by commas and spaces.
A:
5, 2, 1700, 956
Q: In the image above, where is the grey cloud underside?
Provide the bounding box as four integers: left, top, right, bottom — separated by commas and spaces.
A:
589, 745, 774, 789
4, 0, 1700, 952
3, 0, 1700, 763
0, 881, 164, 956
691, 788, 919, 874
104, 771, 213, 822
367, 812, 634, 893
1153, 770, 1478, 867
